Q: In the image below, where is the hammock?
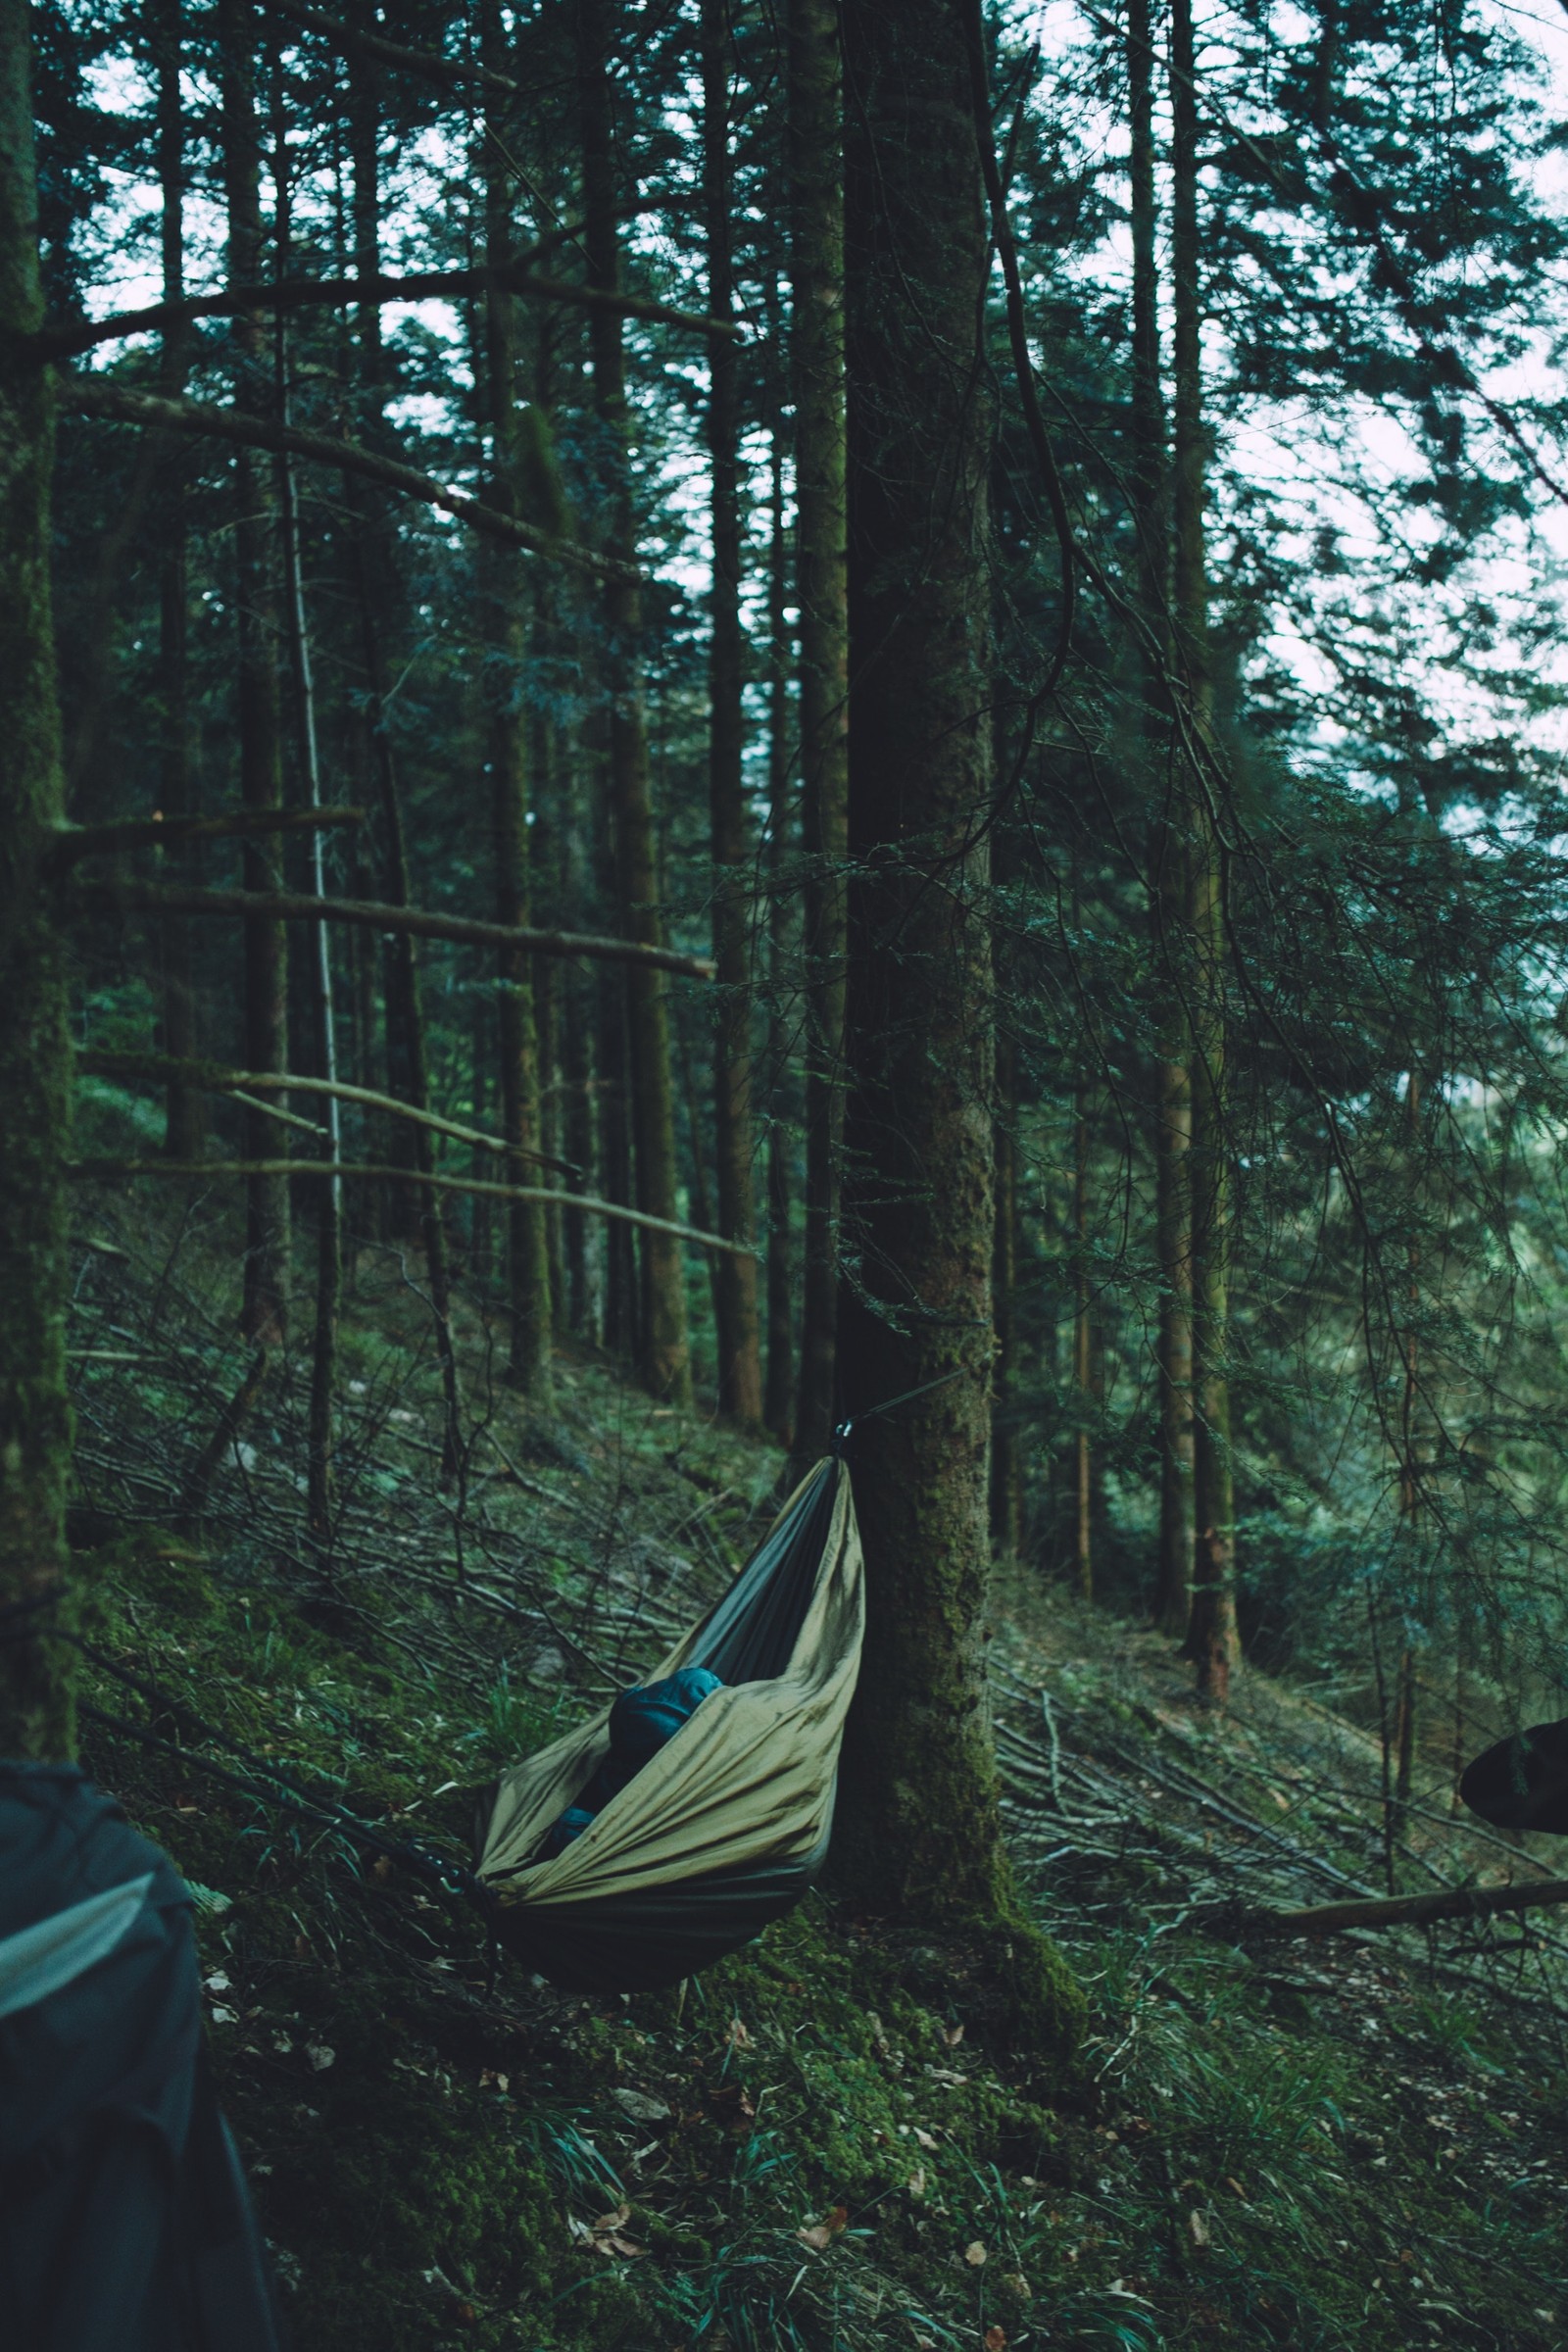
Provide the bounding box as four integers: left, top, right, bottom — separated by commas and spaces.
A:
1460, 1714, 1568, 1835
472, 1455, 863, 1993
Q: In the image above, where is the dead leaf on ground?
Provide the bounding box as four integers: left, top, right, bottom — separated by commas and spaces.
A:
906, 2167, 926, 2200
965, 2240, 988, 2267
1188, 2208, 1211, 2249
305, 2042, 335, 2073
796, 2203, 849, 2250
984, 2329, 1008, 2351
944, 2022, 965, 2047
914, 2127, 939, 2149
725, 2015, 753, 2050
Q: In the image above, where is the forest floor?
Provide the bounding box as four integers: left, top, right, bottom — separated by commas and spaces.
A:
63, 1179, 1568, 2352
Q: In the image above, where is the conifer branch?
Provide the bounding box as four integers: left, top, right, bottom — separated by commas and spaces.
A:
52, 805, 364, 864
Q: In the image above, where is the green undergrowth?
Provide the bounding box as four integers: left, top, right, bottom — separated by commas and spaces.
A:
64, 1195, 1568, 2349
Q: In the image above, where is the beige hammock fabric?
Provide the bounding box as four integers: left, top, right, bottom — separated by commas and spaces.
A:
476, 1458, 863, 1923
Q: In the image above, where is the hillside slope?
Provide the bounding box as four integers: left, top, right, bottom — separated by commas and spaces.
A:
65, 1190, 1568, 2351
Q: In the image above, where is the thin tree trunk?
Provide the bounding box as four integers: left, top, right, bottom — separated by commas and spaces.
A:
469, 990, 492, 1287
1074, 1094, 1094, 1603
703, 0, 762, 1427
344, 16, 461, 1471
153, 0, 202, 1162
831, 0, 1083, 2068
220, 0, 290, 1347
1395, 1066, 1423, 1807
480, 0, 551, 1400
273, 119, 340, 1548
1170, 0, 1237, 1702
0, 0, 75, 1758
789, 0, 850, 1465
763, 423, 797, 1447
577, 0, 691, 1403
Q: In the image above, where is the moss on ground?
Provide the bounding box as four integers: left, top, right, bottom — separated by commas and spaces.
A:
59, 1200, 1568, 2350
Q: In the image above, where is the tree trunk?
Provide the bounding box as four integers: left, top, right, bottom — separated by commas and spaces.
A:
344, 16, 463, 1472
153, 0, 203, 1162
1073, 1094, 1094, 1603
220, 0, 290, 1347
272, 122, 340, 1549
703, 0, 762, 1427
1170, 0, 1238, 1703
1129, 0, 1194, 1638
831, 0, 1083, 2065
480, 0, 551, 1401
763, 423, 797, 1447
577, 0, 690, 1403
789, 0, 850, 1466
0, 0, 74, 1759
990, 1022, 1023, 1558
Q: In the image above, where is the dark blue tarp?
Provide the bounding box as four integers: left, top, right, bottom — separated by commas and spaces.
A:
0, 1762, 283, 2352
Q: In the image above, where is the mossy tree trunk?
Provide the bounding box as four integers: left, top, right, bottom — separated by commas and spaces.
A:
0, 0, 74, 1759
220, 0, 290, 1348
789, 0, 849, 1466
577, 0, 691, 1404
480, 0, 552, 1402
831, 2, 1082, 2070
703, 0, 762, 1428
1170, 0, 1238, 1701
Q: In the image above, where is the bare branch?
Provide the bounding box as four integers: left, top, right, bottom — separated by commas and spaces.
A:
77, 1050, 579, 1178
73, 878, 717, 981
69, 1159, 754, 1258
51, 804, 364, 865
60, 380, 643, 586
270, 0, 520, 93
35, 262, 741, 364
1248, 1877, 1568, 1938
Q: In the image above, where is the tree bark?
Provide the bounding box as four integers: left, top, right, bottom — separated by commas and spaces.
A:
1170, 0, 1238, 1703
220, 0, 290, 1347
763, 422, 797, 1446
789, 0, 850, 1466
703, 0, 762, 1427
831, 1, 1083, 2074
152, 0, 203, 1162
0, 0, 74, 1758
577, 0, 691, 1403
480, 0, 552, 1400
1128, 0, 1194, 1638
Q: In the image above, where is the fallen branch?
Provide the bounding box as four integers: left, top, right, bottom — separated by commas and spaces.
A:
68, 1159, 754, 1258
61, 381, 641, 587
73, 878, 714, 980
77, 1050, 577, 1178
52, 805, 364, 864
37, 262, 739, 364
1252, 1878, 1568, 1938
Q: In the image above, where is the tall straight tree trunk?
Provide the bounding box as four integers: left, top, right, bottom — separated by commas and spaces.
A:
1395, 1065, 1423, 1805
344, 20, 462, 1470
830, 0, 1083, 2062
153, 0, 202, 1162
789, 0, 850, 1465
0, 0, 74, 1759
1130, 0, 1194, 1637
764, 424, 797, 1446
220, 0, 289, 1346
272, 119, 340, 1547
703, 0, 762, 1426
480, 0, 551, 1399
1170, 0, 1238, 1701
577, 0, 690, 1403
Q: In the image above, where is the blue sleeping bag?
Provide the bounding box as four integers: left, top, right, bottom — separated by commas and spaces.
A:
537, 1669, 722, 1860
